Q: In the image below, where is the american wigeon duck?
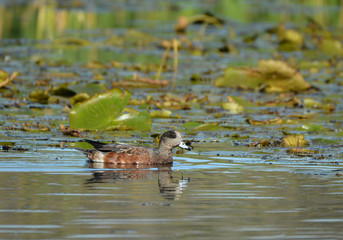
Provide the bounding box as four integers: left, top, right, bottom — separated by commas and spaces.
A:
80, 130, 191, 165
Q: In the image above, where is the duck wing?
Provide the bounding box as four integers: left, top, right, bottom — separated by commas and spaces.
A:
84, 139, 134, 153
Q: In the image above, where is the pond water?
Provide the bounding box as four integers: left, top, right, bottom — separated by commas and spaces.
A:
1, 150, 343, 239
1, 0, 343, 239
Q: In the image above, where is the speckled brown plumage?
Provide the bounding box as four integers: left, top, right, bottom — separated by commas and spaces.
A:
79, 130, 190, 165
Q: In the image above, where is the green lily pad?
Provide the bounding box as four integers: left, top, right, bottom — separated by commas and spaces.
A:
110, 111, 152, 131
182, 121, 202, 129
149, 109, 172, 118
68, 83, 108, 96
311, 138, 339, 145
300, 123, 325, 132
194, 123, 225, 131
69, 88, 133, 131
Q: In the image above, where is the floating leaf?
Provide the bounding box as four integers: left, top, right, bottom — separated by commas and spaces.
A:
183, 122, 225, 131
0, 71, 18, 88
22, 123, 50, 132
149, 109, 172, 118
222, 102, 243, 113
286, 147, 318, 156
59, 124, 82, 137
182, 121, 202, 130
110, 111, 152, 131
112, 75, 169, 88
301, 124, 325, 132
246, 118, 283, 125
278, 28, 303, 51
194, 123, 225, 131
69, 83, 108, 96
215, 60, 312, 92
281, 135, 309, 147
70, 93, 90, 105
316, 38, 343, 56
221, 96, 244, 114
214, 67, 263, 89
0, 70, 9, 80
69, 88, 131, 131
249, 140, 271, 148
29, 90, 49, 104
311, 138, 339, 145
304, 98, 335, 112
258, 60, 311, 92
304, 98, 321, 108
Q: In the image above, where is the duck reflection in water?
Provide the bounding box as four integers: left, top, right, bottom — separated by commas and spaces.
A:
86, 162, 190, 201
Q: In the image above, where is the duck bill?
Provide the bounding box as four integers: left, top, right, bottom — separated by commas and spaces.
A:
178, 141, 191, 151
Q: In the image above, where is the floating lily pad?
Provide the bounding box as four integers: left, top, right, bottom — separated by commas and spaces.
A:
194, 123, 225, 131
214, 60, 312, 92
110, 111, 152, 131
182, 121, 202, 130
68, 83, 108, 96
149, 109, 172, 118
29, 90, 50, 104
300, 123, 325, 132
68, 88, 151, 131
311, 138, 339, 145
